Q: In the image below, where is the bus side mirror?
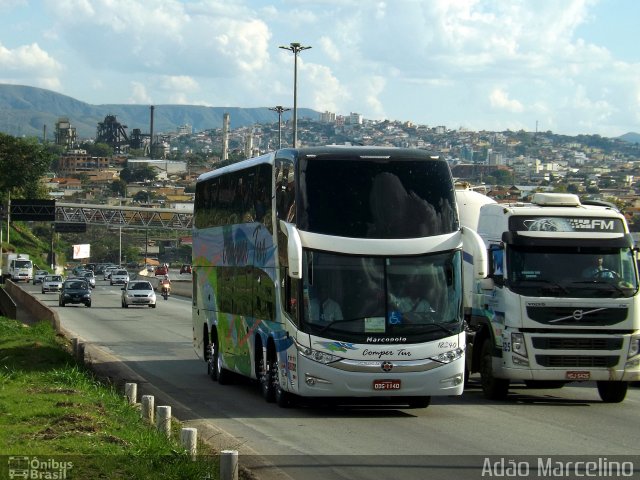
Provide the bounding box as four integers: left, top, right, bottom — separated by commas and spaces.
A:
279, 220, 302, 279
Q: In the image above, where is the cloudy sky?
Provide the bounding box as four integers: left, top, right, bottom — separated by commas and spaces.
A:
1, 0, 639, 137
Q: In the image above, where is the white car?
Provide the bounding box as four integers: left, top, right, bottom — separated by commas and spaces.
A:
82, 270, 96, 288
121, 280, 156, 308
33, 270, 48, 285
42, 274, 64, 294
104, 267, 118, 280
110, 269, 130, 285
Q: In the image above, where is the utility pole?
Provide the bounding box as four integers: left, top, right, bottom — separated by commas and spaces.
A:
279, 42, 311, 148
269, 106, 290, 148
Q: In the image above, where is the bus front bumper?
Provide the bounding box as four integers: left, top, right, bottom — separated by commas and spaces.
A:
292, 355, 465, 398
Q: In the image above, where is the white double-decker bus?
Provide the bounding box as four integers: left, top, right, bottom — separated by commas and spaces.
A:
192, 146, 486, 407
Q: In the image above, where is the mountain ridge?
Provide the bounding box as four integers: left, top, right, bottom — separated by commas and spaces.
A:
1, 84, 639, 143
0, 84, 318, 139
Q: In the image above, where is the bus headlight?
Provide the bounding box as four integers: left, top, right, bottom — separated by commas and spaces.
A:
511, 332, 527, 357
297, 344, 342, 364
431, 348, 464, 364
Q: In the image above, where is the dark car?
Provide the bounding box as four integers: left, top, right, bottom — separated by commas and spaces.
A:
59, 279, 92, 307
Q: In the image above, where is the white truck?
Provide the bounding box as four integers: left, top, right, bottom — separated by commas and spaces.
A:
2, 253, 34, 283
456, 190, 640, 403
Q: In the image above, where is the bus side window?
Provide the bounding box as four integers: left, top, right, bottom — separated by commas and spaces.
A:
280, 268, 299, 326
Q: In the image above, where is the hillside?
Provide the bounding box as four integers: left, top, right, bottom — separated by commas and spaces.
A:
619, 132, 640, 144
0, 84, 319, 139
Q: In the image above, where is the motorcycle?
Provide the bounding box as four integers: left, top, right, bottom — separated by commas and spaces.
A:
161, 282, 171, 300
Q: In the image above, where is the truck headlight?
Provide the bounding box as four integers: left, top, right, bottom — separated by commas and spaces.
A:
511, 332, 527, 357
628, 337, 640, 359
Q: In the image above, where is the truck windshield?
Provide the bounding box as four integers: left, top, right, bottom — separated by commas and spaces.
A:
15, 260, 32, 268
506, 246, 638, 298
300, 250, 463, 343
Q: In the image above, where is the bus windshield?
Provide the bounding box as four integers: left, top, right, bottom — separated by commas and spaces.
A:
296, 156, 458, 238
301, 250, 463, 343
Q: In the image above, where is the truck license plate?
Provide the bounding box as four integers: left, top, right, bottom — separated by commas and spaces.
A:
373, 379, 401, 391
566, 371, 590, 380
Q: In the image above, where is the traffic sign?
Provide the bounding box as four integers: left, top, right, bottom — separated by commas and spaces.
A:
54, 222, 87, 233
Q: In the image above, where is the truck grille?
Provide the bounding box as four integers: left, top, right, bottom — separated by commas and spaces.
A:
535, 355, 619, 368
531, 337, 623, 350
526, 306, 628, 326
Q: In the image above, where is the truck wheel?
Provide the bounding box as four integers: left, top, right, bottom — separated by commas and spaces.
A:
596, 381, 627, 403
480, 338, 509, 400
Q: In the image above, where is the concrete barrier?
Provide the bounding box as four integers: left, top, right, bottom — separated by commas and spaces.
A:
4, 280, 59, 328
0, 285, 17, 319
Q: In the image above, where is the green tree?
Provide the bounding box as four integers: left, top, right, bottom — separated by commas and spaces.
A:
0, 133, 56, 201
79, 141, 113, 157
109, 179, 127, 197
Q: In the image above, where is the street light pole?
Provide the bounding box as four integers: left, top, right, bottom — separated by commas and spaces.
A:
279, 42, 311, 148
268, 106, 291, 148
118, 197, 122, 267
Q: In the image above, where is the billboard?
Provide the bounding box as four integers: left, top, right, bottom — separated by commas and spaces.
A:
73, 244, 91, 259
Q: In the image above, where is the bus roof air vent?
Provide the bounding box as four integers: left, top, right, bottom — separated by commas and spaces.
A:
531, 193, 581, 207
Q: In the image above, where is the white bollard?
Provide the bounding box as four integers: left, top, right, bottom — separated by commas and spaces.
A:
180, 427, 198, 460
124, 382, 137, 405
141, 395, 154, 424
156, 405, 172, 437
220, 450, 238, 480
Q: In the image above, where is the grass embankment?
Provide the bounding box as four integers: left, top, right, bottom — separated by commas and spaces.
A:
0, 316, 219, 479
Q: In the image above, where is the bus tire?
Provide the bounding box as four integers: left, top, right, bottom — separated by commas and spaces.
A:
480, 338, 509, 400
596, 381, 627, 403
259, 355, 275, 403
207, 342, 217, 381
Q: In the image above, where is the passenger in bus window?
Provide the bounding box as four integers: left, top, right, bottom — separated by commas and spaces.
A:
309, 285, 343, 323
392, 278, 434, 315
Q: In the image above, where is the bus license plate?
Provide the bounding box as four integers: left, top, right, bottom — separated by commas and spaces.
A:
373, 379, 401, 391
566, 371, 590, 380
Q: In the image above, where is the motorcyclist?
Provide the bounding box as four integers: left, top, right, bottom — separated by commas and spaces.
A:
160, 275, 171, 297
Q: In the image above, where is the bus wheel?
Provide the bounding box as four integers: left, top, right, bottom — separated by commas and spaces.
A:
259, 355, 275, 403
480, 338, 509, 400
207, 343, 218, 381
597, 381, 627, 403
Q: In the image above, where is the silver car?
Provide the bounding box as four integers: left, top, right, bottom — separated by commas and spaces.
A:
110, 269, 130, 285
121, 280, 157, 308
42, 274, 64, 294
33, 270, 48, 285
